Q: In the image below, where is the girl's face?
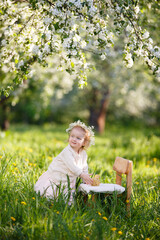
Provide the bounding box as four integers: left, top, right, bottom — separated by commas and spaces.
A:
69, 127, 86, 153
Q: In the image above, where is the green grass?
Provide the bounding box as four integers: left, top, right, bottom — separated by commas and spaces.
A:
0, 123, 160, 240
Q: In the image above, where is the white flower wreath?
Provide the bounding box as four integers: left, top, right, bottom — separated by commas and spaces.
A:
66, 120, 95, 146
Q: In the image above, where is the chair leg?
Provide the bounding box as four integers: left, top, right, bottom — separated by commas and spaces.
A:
126, 161, 132, 216
83, 194, 88, 203
91, 194, 96, 202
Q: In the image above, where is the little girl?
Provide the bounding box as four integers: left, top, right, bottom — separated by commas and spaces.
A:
34, 120, 94, 202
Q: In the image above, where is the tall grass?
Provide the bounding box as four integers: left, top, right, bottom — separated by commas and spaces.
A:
0, 123, 159, 240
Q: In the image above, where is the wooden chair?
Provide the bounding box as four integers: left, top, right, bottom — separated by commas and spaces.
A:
79, 156, 133, 215
113, 156, 133, 215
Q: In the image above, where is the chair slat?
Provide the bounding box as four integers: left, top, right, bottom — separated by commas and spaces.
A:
113, 156, 130, 174
116, 172, 122, 185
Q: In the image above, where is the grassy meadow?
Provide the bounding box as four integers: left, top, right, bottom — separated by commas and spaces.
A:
0, 122, 160, 240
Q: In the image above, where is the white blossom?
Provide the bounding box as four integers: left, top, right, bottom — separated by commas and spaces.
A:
74, 0, 82, 9
43, 17, 52, 25
32, 35, 38, 43
50, 8, 60, 16
80, 40, 86, 48
156, 67, 160, 82
46, 32, 51, 41
134, 6, 140, 15
126, 25, 134, 33
31, 45, 40, 55
148, 38, 153, 44
126, 59, 133, 68
43, 43, 50, 54
73, 34, 81, 42
125, 53, 132, 61
89, 6, 97, 16
62, 38, 71, 48
71, 50, 77, 56
38, 53, 43, 61
99, 31, 106, 41
124, 53, 133, 68
56, 0, 63, 7
72, 24, 78, 31
142, 31, 149, 39
78, 78, 86, 88
153, 46, 160, 58
17, 60, 24, 69
93, 40, 98, 46
135, 48, 143, 57
100, 54, 106, 60
1, 39, 7, 46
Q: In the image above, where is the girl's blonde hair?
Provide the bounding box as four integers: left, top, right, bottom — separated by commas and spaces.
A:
66, 120, 95, 149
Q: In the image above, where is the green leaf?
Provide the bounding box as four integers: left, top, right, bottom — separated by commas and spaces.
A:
13, 76, 19, 84
54, 23, 59, 30
4, 90, 9, 97
71, 62, 74, 68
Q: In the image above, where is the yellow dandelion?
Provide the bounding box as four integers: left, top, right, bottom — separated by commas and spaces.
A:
48, 156, 53, 160
102, 216, 108, 221
33, 164, 36, 167
12, 163, 16, 167
126, 199, 130, 203
135, 182, 139, 185
111, 227, 117, 231
91, 219, 95, 222
97, 212, 102, 216
32, 197, 35, 200
153, 158, 157, 162
118, 231, 123, 235
0, 156, 2, 159
21, 201, 27, 205
11, 217, 16, 221
25, 158, 29, 162
145, 238, 150, 240
56, 211, 59, 214
146, 165, 149, 168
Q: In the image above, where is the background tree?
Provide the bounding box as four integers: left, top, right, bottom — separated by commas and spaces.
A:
0, 0, 160, 132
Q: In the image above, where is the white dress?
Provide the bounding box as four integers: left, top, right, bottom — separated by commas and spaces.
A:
34, 145, 88, 200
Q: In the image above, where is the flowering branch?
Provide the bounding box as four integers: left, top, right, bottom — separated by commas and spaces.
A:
0, 0, 159, 97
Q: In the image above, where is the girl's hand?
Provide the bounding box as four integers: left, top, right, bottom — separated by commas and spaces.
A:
80, 173, 93, 185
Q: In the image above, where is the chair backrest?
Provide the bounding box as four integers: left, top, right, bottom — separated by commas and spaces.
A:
113, 156, 133, 214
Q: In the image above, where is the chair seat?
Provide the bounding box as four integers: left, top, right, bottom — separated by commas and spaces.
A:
79, 183, 125, 195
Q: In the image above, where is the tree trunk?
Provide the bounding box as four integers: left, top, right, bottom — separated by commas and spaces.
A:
89, 89, 110, 134
0, 96, 10, 131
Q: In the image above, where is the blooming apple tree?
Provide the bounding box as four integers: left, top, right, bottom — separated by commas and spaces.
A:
0, 0, 160, 96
